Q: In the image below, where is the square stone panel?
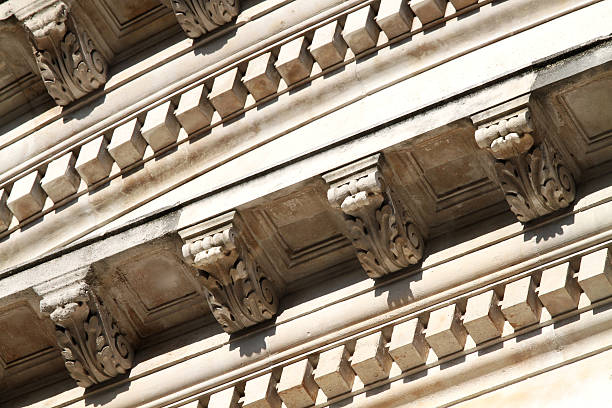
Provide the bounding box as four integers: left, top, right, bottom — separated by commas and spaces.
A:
561, 76, 612, 143
411, 130, 488, 197
119, 251, 197, 311
0, 304, 54, 363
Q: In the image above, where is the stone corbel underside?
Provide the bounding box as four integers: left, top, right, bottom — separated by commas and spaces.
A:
180, 211, 279, 333
34, 267, 133, 388
169, 0, 240, 39
20, 1, 109, 106
323, 154, 425, 279
474, 106, 576, 223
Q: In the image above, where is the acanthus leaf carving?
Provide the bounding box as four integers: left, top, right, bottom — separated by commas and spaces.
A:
324, 154, 424, 279
181, 212, 279, 333
22, 1, 108, 106
170, 0, 240, 39
475, 108, 576, 222
40, 280, 133, 388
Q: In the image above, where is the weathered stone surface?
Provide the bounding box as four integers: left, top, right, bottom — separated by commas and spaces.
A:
577, 248, 612, 302
41, 151, 80, 203
314, 344, 355, 398
278, 359, 318, 408
275, 37, 314, 85
388, 318, 429, 370
310, 20, 347, 70
6, 171, 46, 222
343, 6, 380, 55
410, 0, 447, 24
170, 0, 240, 39
243, 372, 281, 408
449, 0, 477, 11
351, 331, 392, 385
207, 385, 242, 408
243, 52, 281, 101
75, 136, 114, 186
463, 290, 505, 344
425, 303, 467, 358
538, 263, 581, 316
141, 101, 181, 151
376, 0, 414, 39
108, 118, 147, 169
0, 188, 12, 231
209, 68, 248, 117
501, 276, 542, 329
175, 84, 215, 134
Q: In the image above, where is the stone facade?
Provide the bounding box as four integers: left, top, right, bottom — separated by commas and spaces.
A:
0, 0, 611, 407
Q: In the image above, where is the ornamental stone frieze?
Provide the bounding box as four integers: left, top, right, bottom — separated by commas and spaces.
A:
179, 211, 279, 333
20, 1, 109, 106
474, 106, 576, 223
323, 154, 425, 279
169, 0, 240, 39
34, 267, 134, 388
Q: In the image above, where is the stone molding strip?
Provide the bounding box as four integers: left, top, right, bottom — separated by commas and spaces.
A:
162, 245, 612, 408
0, 0, 490, 238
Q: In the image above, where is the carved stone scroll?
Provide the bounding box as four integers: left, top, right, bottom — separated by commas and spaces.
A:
323, 154, 424, 279
170, 0, 240, 39
475, 108, 576, 222
36, 269, 133, 388
22, 1, 108, 106
180, 211, 279, 333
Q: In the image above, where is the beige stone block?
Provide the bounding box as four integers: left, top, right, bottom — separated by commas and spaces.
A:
209, 68, 248, 117
75, 136, 114, 186
243, 52, 281, 101
108, 118, 147, 169
207, 386, 241, 408
463, 290, 504, 344
243, 372, 281, 408
343, 6, 380, 55
449, 0, 477, 10
577, 248, 612, 302
7, 171, 46, 222
351, 331, 392, 385
310, 20, 347, 70
141, 101, 181, 151
40, 151, 80, 203
275, 37, 314, 85
175, 84, 215, 134
0, 189, 12, 231
425, 303, 467, 357
278, 359, 318, 408
313, 344, 355, 398
539, 262, 581, 316
388, 318, 429, 370
501, 276, 542, 329
410, 0, 447, 24
376, 0, 414, 39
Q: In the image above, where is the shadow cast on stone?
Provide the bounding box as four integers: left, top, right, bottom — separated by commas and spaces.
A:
553, 313, 580, 329
54, 196, 79, 214
516, 326, 542, 343
365, 382, 390, 398
523, 212, 575, 244
229, 318, 278, 358
62, 92, 108, 124
477, 340, 503, 356
593, 300, 612, 315
440, 354, 466, 370
84, 371, 132, 407
374, 266, 421, 309
330, 395, 354, 407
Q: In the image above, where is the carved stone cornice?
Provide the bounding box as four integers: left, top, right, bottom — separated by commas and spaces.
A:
180, 211, 279, 333
35, 268, 133, 388
475, 107, 576, 223
323, 154, 424, 279
21, 1, 108, 106
169, 0, 240, 39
